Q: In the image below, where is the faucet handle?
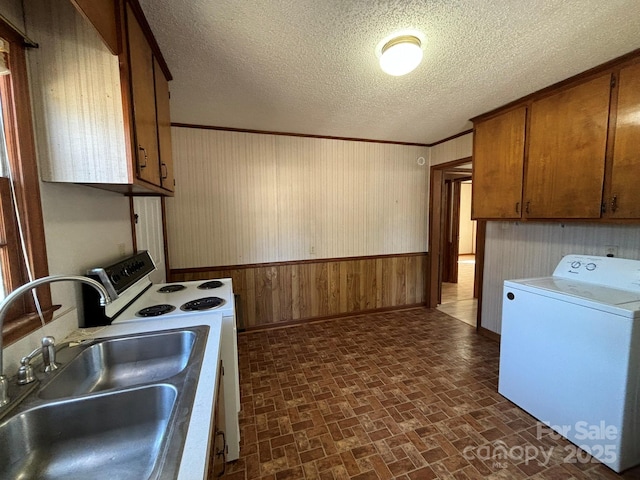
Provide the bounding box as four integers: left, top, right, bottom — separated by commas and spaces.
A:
16, 336, 59, 385
17, 360, 36, 385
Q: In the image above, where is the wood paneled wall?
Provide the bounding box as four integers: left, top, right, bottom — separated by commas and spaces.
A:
170, 252, 427, 329
166, 127, 430, 268
482, 222, 640, 333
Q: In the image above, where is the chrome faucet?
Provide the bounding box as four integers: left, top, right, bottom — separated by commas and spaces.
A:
17, 336, 59, 385
0, 275, 111, 406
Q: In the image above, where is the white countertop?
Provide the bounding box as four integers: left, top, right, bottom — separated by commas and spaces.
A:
67, 313, 223, 480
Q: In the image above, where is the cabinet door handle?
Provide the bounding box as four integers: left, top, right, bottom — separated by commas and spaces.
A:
515, 202, 520, 214
611, 195, 618, 213
138, 145, 148, 168
525, 201, 530, 214
161, 163, 168, 179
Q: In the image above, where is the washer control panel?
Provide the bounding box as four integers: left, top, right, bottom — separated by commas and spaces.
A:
554, 254, 640, 292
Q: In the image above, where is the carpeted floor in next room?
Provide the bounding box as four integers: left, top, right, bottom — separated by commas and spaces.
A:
221, 308, 640, 480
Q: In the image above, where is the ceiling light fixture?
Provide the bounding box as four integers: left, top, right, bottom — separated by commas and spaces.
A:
378, 34, 423, 76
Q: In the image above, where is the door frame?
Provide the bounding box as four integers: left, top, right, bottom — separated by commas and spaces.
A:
427, 157, 486, 330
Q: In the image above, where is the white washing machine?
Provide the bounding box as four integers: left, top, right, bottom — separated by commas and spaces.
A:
499, 254, 640, 472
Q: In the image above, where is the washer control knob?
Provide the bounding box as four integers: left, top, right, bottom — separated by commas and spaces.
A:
571, 261, 581, 269
586, 263, 597, 271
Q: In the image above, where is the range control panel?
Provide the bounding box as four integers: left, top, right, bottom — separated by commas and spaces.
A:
553, 254, 640, 292
86, 251, 156, 297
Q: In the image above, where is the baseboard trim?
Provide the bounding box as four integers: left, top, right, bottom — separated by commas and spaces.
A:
239, 303, 427, 333
478, 326, 500, 342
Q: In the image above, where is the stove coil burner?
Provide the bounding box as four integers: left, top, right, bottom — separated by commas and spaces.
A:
197, 280, 224, 290
180, 296, 226, 311
157, 284, 186, 293
136, 304, 176, 317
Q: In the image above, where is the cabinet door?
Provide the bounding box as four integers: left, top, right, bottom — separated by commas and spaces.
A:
606, 63, 640, 219
154, 58, 174, 192
524, 75, 611, 219
472, 107, 526, 219
126, 4, 161, 187
71, 0, 119, 54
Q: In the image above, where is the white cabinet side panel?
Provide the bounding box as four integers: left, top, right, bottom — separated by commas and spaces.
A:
133, 197, 166, 283
25, 0, 129, 184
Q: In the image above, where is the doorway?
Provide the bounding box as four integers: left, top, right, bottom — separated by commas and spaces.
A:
427, 157, 486, 329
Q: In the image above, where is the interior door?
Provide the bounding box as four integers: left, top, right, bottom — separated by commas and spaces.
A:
441, 179, 461, 283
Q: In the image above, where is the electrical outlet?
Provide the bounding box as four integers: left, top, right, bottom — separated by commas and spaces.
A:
118, 243, 126, 257
310, 246, 315, 255
604, 245, 619, 258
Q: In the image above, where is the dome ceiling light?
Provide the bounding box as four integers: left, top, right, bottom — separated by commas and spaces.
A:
376, 33, 424, 77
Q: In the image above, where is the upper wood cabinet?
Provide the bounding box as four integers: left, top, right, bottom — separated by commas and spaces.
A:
154, 58, 175, 191
26, 0, 174, 196
71, 0, 119, 54
524, 74, 611, 219
472, 51, 640, 222
126, 3, 161, 187
124, 2, 174, 193
472, 107, 526, 219
604, 62, 640, 219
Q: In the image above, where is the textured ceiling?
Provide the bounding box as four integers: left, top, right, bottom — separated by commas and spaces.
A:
138, 0, 640, 144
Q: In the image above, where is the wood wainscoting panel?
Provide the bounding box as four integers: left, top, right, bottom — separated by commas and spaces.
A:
170, 252, 428, 329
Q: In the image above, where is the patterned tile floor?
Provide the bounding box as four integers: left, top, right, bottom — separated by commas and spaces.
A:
223, 308, 640, 480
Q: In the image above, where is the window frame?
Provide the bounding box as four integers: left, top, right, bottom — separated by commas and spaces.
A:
0, 20, 55, 345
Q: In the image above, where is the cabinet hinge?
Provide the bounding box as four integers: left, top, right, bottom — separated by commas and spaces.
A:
611, 76, 617, 88
221, 364, 225, 376
601, 202, 606, 214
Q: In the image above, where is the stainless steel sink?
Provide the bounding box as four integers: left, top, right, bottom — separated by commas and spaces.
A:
0, 326, 209, 480
39, 330, 196, 399
0, 384, 176, 480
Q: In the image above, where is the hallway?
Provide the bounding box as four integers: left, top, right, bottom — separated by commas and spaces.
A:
437, 255, 477, 327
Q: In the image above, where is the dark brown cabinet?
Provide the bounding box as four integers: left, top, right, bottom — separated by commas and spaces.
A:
472, 107, 526, 219
71, 0, 119, 54
472, 53, 640, 222
154, 58, 175, 191
524, 74, 611, 219
604, 62, 640, 219
125, 3, 174, 192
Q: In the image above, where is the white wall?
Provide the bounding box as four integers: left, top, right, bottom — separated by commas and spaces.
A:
458, 182, 476, 254
3, 183, 133, 372
166, 127, 430, 268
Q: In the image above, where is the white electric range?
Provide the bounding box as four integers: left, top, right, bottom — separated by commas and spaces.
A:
81, 251, 241, 462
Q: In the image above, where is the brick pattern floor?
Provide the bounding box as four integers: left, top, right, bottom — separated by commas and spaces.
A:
222, 308, 640, 479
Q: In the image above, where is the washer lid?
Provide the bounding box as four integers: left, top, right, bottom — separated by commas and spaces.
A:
505, 277, 640, 317
524, 277, 640, 304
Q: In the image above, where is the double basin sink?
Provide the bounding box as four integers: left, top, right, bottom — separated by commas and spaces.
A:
0, 326, 209, 480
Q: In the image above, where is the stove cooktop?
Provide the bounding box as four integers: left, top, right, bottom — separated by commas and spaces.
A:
115, 278, 235, 323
